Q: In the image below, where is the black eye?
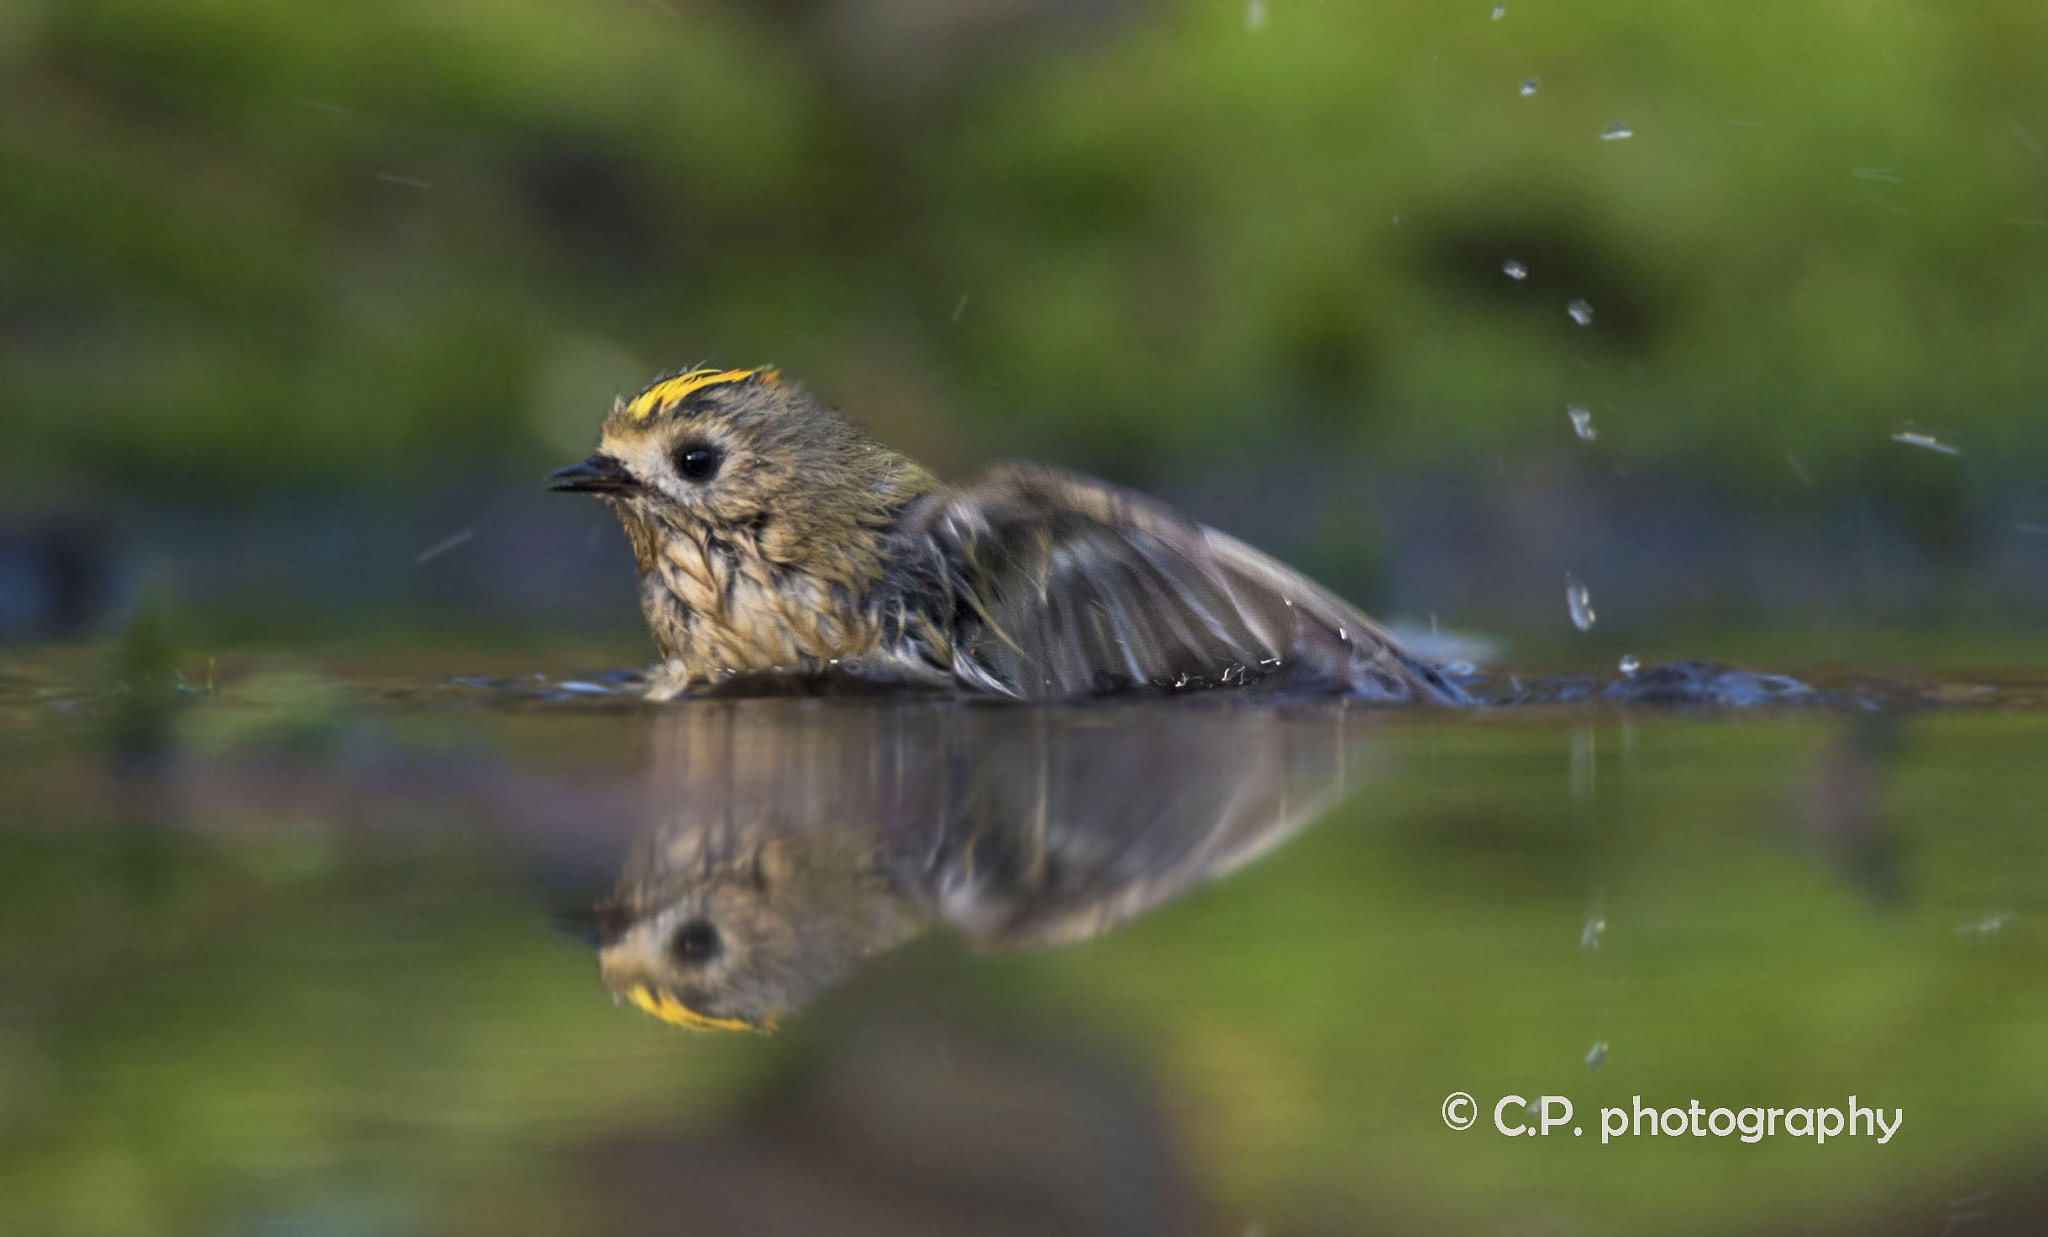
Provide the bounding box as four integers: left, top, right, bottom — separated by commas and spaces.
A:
673, 443, 722, 482
670, 919, 720, 963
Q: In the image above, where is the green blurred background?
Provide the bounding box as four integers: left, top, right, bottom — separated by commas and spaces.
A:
5, 5, 2048, 1233
4, 0, 2047, 658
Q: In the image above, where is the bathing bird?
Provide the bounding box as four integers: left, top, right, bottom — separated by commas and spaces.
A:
549, 367, 1463, 704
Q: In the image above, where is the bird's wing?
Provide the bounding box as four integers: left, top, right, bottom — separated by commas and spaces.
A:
899, 463, 1464, 703
924, 702, 1377, 948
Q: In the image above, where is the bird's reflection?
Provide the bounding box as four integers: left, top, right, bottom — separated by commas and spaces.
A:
594, 701, 1383, 1030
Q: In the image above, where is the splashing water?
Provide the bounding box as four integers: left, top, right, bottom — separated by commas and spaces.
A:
1892, 426, 1961, 456
292, 95, 354, 118
1492, 3, 1504, 18
1568, 404, 1597, 441
1585, 1041, 1608, 1069
1600, 123, 1635, 141
1520, 77, 1540, 97
1580, 917, 1606, 951
1618, 654, 1640, 677
414, 529, 475, 564
1565, 573, 1596, 631
1503, 258, 1528, 281
1567, 299, 1595, 326
1953, 912, 2013, 939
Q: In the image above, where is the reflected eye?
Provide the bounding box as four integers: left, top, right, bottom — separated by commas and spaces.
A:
673, 442, 723, 483
670, 919, 720, 963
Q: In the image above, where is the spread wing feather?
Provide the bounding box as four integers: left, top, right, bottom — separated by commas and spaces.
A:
899, 463, 1465, 703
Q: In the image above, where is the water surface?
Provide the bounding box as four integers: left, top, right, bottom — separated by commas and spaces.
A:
2, 650, 2044, 1235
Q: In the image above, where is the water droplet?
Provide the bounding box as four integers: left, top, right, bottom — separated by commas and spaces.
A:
1567, 299, 1595, 326
1565, 572, 1596, 631
1502, 258, 1528, 281
1580, 917, 1606, 950
1568, 403, 1597, 441
1953, 911, 2013, 939
1246, 0, 1268, 30
1618, 653, 1640, 676
1891, 425, 1960, 456
1600, 122, 1634, 141
1585, 1041, 1608, 1069
1519, 76, 1540, 97
413, 528, 475, 564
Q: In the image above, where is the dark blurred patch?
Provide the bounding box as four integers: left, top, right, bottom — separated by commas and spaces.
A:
1008, 149, 1168, 241
1867, 442, 1976, 561
1789, 713, 1909, 909
788, 0, 1146, 103
102, 605, 190, 766
0, 514, 117, 642
0, 263, 99, 347
38, 25, 199, 129
1807, 1155, 2048, 1237
1416, 209, 1665, 354
1273, 273, 1380, 410
513, 140, 669, 276
571, 1019, 1198, 1237
1384, 801, 1588, 898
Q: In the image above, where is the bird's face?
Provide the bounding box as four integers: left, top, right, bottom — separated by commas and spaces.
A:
548, 368, 934, 572
549, 368, 797, 536
594, 862, 798, 1033
596, 834, 920, 1032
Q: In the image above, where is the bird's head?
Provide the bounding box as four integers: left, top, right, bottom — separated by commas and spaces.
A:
594, 834, 921, 1032
548, 367, 936, 575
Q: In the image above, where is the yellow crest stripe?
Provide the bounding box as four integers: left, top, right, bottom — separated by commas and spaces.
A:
625, 984, 773, 1033
621, 368, 776, 421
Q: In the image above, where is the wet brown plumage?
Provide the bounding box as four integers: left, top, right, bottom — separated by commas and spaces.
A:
550, 367, 1464, 704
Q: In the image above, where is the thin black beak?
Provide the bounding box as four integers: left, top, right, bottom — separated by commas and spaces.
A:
548, 454, 638, 494
553, 900, 634, 949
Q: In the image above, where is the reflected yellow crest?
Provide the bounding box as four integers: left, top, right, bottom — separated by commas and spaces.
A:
620, 367, 776, 421
624, 984, 772, 1033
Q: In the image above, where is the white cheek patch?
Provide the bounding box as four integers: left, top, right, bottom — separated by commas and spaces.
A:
599, 439, 681, 499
